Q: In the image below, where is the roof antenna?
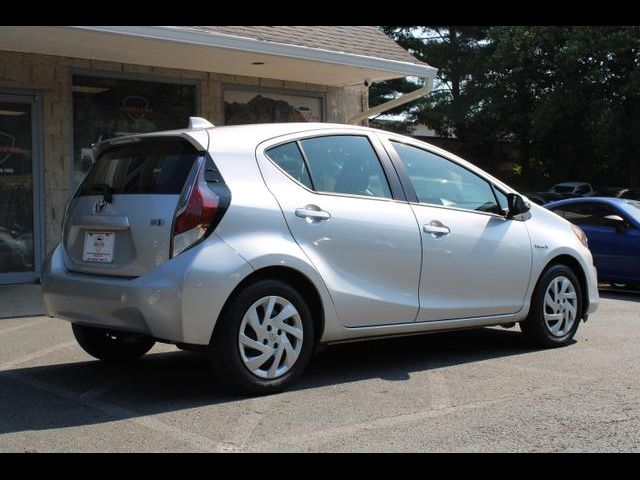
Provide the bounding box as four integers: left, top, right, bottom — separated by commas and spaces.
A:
188, 117, 215, 129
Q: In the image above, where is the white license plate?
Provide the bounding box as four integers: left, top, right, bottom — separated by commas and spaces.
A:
82, 231, 115, 263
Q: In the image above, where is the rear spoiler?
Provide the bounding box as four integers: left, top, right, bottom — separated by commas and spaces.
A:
92, 128, 211, 160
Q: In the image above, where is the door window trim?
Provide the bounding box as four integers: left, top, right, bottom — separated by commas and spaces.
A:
259, 129, 407, 203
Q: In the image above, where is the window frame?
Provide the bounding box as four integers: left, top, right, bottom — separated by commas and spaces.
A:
380, 134, 510, 218
260, 130, 406, 203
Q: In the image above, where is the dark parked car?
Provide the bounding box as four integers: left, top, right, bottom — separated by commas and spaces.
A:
545, 197, 640, 288
525, 191, 571, 205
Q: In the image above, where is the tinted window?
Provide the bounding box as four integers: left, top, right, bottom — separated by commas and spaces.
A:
299, 135, 391, 199
77, 139, 200, 196
265, 142, 313, 189
552, 202, 625, 227
391, 141, 500, 214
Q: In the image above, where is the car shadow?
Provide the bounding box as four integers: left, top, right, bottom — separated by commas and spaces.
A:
599, 288, 640, 303
0, 327, 553, 435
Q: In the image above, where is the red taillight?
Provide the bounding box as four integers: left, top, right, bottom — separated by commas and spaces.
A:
172, 167, 219, 256
174, 184, 218, 234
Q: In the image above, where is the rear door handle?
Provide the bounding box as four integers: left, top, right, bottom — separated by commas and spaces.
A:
295, 206, 331, 221
423, 221, 450, 236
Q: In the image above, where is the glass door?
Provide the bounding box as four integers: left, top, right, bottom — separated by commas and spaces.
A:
0, 92, 42, 284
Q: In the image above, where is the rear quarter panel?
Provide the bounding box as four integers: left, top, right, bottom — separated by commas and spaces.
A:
205, 130, 340, 343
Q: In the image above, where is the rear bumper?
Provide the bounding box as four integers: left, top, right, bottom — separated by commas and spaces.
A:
42, 244, 183, 339
42, 237, 253, 344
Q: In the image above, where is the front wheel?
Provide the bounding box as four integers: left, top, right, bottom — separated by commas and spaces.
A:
520, 264, 583, 348
72, 324, 155, 363
209, 280, 315, 395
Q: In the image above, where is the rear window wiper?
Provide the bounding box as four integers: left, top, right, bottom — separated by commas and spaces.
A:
85, 182, 114, 203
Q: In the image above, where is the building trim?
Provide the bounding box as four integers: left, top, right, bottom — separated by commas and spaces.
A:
68, 26, 438, 80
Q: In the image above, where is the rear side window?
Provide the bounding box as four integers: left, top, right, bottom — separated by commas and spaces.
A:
77, 139, 202, 196
265, 142, 313, 189
299, 135, 392, 199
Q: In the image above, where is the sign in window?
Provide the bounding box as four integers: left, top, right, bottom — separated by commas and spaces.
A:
72, 74, 197, 188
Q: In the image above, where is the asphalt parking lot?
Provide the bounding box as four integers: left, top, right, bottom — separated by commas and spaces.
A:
1, 289, 639, 452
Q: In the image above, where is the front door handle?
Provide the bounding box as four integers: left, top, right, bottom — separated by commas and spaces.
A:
295, 206, 331, 221
423, 221, 450, 236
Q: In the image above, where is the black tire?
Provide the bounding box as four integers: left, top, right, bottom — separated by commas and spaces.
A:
209, 279, 315, 395
72, 324, 155, 363
520, 264, 584, 348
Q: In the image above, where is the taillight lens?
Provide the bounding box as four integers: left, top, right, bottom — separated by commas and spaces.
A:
172, 165, 219, 257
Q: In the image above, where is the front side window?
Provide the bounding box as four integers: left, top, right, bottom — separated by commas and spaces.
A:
298, 135, 392, 199
391, 141, 501, 214
265, 142, 313, 190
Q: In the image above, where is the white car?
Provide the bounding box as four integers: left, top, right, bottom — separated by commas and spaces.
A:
549, 182, 594, 197
42, 119, 600, 394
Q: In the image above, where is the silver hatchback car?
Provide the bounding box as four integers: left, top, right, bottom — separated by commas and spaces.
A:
42, 119, 599, 394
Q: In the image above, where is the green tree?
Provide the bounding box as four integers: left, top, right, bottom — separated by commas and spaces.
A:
371, 26, 488, 136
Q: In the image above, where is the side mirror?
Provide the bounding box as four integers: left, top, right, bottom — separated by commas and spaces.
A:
506, 193, 531, 219
603, 214, 627, 231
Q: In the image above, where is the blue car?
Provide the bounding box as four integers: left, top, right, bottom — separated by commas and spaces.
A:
544, 197, 640, 287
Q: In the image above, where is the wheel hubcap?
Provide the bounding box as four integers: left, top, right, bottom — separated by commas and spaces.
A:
238, 296, 304, 379
544, 276, 577, 337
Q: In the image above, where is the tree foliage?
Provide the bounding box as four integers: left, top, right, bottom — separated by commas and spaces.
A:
376, 26, 640, 189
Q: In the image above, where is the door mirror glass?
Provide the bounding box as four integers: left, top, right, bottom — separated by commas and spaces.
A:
506, 193, 530, 218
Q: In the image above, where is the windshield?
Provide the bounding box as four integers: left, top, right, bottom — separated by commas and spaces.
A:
620, 200, 640, 223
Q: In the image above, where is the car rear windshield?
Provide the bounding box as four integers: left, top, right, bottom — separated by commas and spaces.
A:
77, 139, 202, 196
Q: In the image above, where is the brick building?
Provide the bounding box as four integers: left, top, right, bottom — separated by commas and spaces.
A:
0, 26, 435, 284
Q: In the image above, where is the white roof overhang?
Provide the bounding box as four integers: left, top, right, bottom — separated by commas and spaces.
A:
0, 26, 437, 87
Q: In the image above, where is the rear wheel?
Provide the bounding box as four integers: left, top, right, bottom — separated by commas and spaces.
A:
209, 279, 314, 395
520, 264, 583, 348
72, 324, 155, 363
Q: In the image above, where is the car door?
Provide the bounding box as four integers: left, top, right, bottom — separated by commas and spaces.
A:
552, 201, 640, 282
256, 131, 422, 327
381, 136, 532, 322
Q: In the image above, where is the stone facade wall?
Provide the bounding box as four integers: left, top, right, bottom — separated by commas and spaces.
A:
0, 50, 368, 257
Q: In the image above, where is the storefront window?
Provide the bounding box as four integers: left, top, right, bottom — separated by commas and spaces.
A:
72, 74, 197, 188
0, 99, 34, 275
224, 88, 323, 125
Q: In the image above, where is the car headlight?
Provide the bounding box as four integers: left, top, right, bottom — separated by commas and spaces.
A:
571, 224, 588, 248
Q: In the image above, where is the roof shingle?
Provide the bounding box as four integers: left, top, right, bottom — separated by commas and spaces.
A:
179, 26, 424, 65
